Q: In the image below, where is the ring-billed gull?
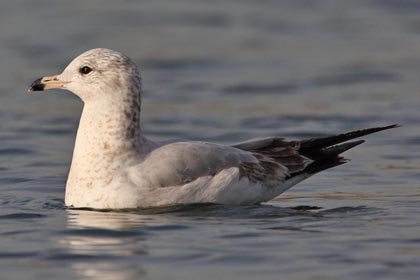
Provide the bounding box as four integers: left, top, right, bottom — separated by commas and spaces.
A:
28, 48, 398, 209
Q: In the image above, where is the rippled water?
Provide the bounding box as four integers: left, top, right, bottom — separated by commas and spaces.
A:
1, 0, 420, 279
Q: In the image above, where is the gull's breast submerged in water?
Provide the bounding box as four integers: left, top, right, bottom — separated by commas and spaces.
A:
28, 48, 398, 209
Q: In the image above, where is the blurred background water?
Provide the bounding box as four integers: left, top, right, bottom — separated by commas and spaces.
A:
0, 0, 419, 279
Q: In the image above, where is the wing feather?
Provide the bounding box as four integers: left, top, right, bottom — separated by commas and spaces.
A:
130, 141, 286, 188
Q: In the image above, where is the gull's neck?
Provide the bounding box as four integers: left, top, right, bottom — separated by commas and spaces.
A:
66, 94, 146, 203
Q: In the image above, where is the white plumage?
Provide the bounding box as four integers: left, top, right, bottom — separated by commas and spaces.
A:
28, 48, 397, 209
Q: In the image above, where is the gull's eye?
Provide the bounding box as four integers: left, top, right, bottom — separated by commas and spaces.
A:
79, 66, 93, 75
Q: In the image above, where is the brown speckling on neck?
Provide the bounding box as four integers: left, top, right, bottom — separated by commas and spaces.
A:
65, 49, 145, 203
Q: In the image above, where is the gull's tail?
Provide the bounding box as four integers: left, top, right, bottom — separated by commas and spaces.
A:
274, 124, 400, 194
233, 124, 399, 189
295, 124, 400, 176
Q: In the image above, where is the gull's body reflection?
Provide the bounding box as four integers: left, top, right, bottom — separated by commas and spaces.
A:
58, 204, 308, 280
60, 209, 168, 280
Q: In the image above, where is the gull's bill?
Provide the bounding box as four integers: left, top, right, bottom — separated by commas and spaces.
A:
28, 75, 70, 92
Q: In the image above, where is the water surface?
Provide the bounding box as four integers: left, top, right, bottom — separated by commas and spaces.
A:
0, 0, 420, 279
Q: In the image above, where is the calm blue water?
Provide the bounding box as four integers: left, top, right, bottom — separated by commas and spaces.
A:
1, 0, 420, 279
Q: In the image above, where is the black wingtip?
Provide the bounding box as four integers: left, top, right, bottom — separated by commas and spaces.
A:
379, 124, 401, 130
303, 156, 348, 175
300, 124, 400, 152
287, 125, 399, 181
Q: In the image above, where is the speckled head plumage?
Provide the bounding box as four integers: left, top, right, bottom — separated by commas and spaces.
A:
29, 48, 142, 103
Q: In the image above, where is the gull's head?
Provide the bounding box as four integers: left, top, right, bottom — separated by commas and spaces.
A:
28, 48, 141, 102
